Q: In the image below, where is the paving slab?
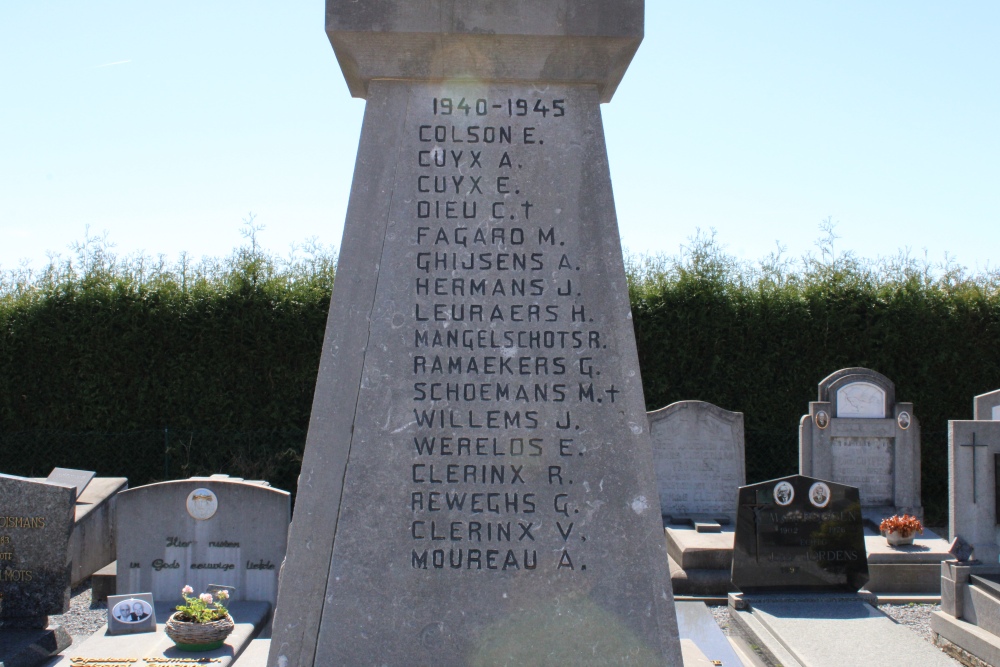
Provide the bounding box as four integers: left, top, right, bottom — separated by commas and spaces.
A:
731, 594, 955, 667
675, 601, 742, 667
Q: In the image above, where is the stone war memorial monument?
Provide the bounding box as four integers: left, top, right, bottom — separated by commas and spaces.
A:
269, 1, 684, 665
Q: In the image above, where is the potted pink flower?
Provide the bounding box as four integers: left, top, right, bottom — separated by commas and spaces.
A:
164, 585, 234, 651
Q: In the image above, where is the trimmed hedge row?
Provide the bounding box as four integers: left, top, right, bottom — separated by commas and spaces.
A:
2, 229, 998, 525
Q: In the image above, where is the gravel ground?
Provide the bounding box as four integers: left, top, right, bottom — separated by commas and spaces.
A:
710, 602, 962, 665
48, 579, 108, 647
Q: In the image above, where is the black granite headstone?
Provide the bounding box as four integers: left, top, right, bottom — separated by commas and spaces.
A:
731, 474, 868, 593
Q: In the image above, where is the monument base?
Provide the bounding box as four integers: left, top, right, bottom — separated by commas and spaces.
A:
0, 625, 71, 667
728, 592, 956, 667
933, 561, 1000, 666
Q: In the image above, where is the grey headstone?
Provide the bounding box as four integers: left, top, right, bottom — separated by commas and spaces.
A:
975, 388, 1000, 421
949, 421, 1000, 563
0, 474, 75, 620
949, 536, 975, 563
648, 400, 745, 524
269, 2, 682, 665
799, 367, 922, 520
115, 476, 290, 606
106, 592, 156, 636
45, 468, 95, 498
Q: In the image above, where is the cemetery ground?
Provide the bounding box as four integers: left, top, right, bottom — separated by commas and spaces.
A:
40, 577, 962, 666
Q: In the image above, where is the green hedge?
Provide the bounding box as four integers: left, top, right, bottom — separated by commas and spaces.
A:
2, 227, 998, 525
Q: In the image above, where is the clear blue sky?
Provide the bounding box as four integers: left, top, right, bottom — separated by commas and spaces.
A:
2, 2, 997, 272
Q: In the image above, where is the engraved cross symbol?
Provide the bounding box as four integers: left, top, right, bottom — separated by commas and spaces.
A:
961, 432, 988, 504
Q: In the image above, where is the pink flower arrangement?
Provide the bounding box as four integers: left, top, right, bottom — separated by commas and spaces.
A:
174, 585, 230, 623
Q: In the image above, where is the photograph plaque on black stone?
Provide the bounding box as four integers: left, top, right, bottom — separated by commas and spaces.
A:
731, 474, 869, 593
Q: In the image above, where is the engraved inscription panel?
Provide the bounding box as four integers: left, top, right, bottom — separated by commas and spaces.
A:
836, 382, 886, 418
993, 405, 1000, 421
310, 82, 674, 664
830, 436, 894, 505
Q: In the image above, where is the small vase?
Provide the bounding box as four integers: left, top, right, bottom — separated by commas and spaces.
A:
165, 612, 235, 651
886, 531, 915, 547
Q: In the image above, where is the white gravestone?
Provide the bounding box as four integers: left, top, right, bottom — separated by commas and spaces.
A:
799, 367, 922, 520
974, 388, 1000, 422
115, 476, 289, 606
648, 400, 744, 523
949, 421, 1000, 563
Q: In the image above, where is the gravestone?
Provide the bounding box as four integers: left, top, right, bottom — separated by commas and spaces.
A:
731, 474, 869, 593
928, 416, 1000, 665
0, 474, 75, 621
947, 420, 1000, 564
0, 474, 74, 667
650, 400, 744, 596
975, 388, 1000, 421
649, 400, 745, 524
799, 367, 922, 522
116, 475, 289, 606
269, 2, 683, 665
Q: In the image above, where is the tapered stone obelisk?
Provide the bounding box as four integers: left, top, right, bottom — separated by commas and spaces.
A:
269, 2, 683, 664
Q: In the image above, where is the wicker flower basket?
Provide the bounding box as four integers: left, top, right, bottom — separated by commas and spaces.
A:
165, 612, 235, 651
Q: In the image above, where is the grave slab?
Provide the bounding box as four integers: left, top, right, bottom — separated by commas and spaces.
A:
269, 2, 683, 665
799, 368, 922, 522
675, 601, 742, 667
47, 600, 268, 667
116, 476, 289, 607
729, 593, 956, 667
